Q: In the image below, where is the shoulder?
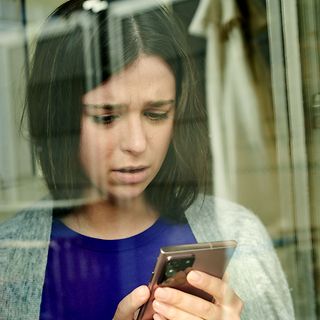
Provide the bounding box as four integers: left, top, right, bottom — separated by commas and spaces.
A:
0, 209, 36, 238
0, 200, 53, 319
0, 199, 53, 241
186, 195, 295, 319
185, 194, 270, 245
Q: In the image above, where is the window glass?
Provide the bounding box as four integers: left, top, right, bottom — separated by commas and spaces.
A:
0, 0, 318, 319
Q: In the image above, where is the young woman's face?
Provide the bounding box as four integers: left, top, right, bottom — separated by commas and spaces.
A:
80, 54, 176, 200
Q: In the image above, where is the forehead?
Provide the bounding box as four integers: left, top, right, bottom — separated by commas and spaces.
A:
82, 54, 176, 105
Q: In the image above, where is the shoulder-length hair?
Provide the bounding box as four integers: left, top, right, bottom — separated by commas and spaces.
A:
26, 0, 211, 220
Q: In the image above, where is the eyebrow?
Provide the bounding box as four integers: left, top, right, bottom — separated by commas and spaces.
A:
147, 99, 175, 107
84, 103, 126, 111
84, 99, 175, 110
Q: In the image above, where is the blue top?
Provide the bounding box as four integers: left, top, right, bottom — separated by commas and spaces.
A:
40, 216, 197, 319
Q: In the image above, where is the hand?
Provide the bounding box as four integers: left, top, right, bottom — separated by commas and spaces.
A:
113, 285, 150, 320
152, 271, 243, 320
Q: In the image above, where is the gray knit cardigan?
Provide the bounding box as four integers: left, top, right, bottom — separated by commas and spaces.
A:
0, 196, 294, 319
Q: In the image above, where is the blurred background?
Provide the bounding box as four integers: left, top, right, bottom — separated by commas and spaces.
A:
0, 0, 319, 318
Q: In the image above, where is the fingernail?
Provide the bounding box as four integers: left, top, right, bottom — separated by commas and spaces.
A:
137, 286, 147, 297
153, 300, 165, 313
188, 270, 202, 282
155, 288, 167, 300
153, 313, 161, 320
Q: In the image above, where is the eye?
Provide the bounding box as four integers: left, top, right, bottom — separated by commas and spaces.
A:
90, 114, 120, 125
144, 111, 169, 121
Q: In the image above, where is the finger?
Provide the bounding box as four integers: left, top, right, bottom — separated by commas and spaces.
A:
187, 271, 241, 307
187, 271, 226, 302
113, 285, 150, 320
154, 287, 216, 319
220, 272, 239, 305
153, 313, 167, 320
153, 300, 202, 320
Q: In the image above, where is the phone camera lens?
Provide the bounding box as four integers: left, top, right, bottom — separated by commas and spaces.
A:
165, 268, 176, 277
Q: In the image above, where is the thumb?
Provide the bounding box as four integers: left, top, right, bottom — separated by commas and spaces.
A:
113, 285, 150, 320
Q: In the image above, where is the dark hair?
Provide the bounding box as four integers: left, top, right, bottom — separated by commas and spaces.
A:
26, 0, 211, 220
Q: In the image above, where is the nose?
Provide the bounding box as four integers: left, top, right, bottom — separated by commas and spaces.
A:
120, 115, 147, 155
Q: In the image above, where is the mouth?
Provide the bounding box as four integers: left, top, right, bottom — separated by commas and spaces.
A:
111, 166, 150, 184
113, 166, 148, 173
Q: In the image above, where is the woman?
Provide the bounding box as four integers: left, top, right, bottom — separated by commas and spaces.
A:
0, 1, 294, 319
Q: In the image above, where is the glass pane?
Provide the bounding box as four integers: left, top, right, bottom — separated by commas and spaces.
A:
1, 0, 317, 319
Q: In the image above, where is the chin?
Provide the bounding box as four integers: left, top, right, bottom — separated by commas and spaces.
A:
104, 184, 147, 202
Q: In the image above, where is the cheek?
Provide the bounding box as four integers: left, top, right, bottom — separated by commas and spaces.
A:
79, 121, 114, 175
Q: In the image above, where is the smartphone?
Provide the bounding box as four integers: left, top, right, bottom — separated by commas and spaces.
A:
137, 240, 237, 320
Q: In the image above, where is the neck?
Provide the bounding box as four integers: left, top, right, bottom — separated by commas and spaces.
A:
61, 193, 159, 240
